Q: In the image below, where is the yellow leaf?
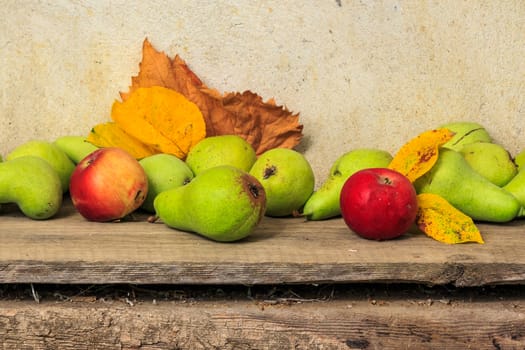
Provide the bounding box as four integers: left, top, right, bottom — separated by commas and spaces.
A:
416, 193, 484, 244
389, 128, 455, 182
111, 86, 206, 159
87, 122, 156, 159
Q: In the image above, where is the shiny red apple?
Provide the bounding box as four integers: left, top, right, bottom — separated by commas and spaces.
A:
340, 168, 418, 240
69, 147, 148, 222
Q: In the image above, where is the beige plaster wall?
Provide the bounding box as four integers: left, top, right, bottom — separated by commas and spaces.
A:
2, 1, 524, 185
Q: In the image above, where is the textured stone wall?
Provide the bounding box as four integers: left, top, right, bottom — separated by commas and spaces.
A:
2, 1, 524, 185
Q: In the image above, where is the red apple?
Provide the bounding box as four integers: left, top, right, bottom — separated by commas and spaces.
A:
69, 147, 148, 222
339, 168, 418, 240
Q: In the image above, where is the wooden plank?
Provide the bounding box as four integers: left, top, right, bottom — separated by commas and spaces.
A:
1, 284, 525, 350
1, 201, 525, 286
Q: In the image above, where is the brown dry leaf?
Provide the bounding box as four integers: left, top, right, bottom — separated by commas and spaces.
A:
121, 38, 303, 155
112, 86, 206, 158
388, 128, 455, 182
87, 122, 156, 159
207, 90, 303, 154
416, 193, 484, 244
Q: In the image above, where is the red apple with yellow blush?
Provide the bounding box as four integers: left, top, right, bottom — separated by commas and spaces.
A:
69, 147, 148, 222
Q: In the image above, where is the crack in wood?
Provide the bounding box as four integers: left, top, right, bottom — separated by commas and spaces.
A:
345, 338, 370, 348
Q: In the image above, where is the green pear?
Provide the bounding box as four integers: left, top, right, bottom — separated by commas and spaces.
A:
414, 148, 522, 223
514, 148, 525, 172
154, 165, 266, 242
54, 135, 99, 164
139, 153, 194, 212
503, 170, 525, 217
249, 148, 314, 217
0, 156, 62, 219
439, 121, 492, 151
459, 142, 517, 187
6, 140, 75, 193
302, 148, 393, 220
185, 135, 257, 175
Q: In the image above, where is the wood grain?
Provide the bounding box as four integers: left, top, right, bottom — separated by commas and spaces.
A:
1, 201, 525, 286
1, 292, 524, 350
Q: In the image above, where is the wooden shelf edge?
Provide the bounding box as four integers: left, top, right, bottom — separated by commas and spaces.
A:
2, 260, 525, 287
3, 201, 525, 287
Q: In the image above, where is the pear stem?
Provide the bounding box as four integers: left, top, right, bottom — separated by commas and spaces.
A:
147, 215, 159, 223
516, 206, 525, 219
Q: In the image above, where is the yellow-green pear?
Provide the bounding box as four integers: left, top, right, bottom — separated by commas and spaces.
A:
250, 148, 314, 217
139, 153, 194, 212
439, 121, 492, 151
6, 140, 75, 193
302, 148, 393, 220
459, 142, 517, 187
185, 135, 257, 175
54, 135, 99, 164
503, 170, 525, 217
154, 165, 266, 242
0, 156, 62, 219
414, 148, 522, 222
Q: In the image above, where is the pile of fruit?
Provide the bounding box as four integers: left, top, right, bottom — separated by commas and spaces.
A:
1, 121, 525, 244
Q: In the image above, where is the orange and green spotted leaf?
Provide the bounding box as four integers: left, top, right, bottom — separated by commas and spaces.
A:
388, 128, 454, 182
416, 193, 484, 244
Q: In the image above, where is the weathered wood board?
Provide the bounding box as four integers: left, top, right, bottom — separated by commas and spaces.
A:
1, 200, 525, 286
1, 283, 525, 350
